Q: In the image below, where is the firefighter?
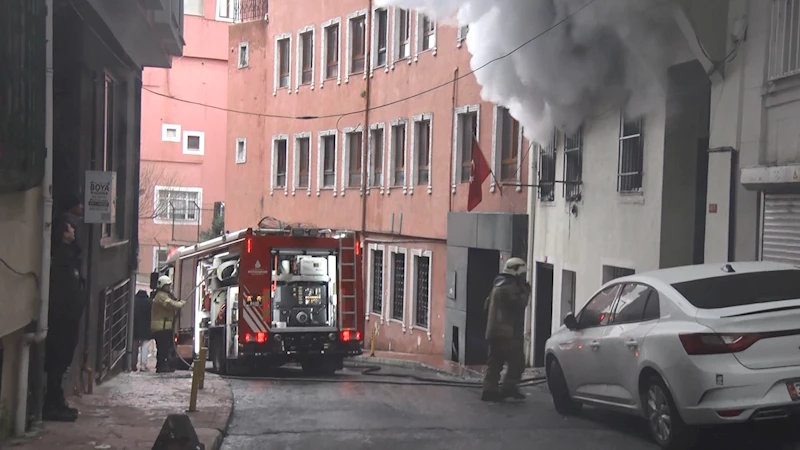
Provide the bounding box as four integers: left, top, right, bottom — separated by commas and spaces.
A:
481, 257, 531, 402
43, 219, 85, 421
150, 275, 186, 373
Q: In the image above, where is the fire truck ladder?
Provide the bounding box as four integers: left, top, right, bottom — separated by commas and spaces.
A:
338, 231, 358, 331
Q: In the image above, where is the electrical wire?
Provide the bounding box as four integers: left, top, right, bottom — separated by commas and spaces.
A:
0, 256, 40, 289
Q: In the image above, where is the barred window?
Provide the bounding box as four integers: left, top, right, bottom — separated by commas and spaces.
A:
347, 131, 363, 187
414, 255, 430, 328
391, 252, 406, 321
371, 249, 384, 314
618, 116, 644, 193
274, 139, 287, 188
563, 127, 583, 199
538, 131, 557, 202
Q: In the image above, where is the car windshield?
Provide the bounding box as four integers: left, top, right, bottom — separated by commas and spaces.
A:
671, 269, 800, 309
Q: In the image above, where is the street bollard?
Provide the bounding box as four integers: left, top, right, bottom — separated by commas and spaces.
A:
369, 326, 377, 357
198, 347, 207, 390
187, 347, 207, 413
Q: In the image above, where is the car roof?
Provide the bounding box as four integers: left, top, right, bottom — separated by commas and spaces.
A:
610, 261, 800, 286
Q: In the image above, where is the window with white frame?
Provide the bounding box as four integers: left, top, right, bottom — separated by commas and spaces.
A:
412, 251, 431, 330
216, 0, 234, 21
162, 124, 181, 142
389, 120, 407, 189
321, 20, 341, 83
344, 128, 363, 189
368, 245, 385, 315
183, 131, 205, 155
347, 11, 367, 80
412, 114, 432, 190
769, 0, 800, 80
538, 131, 557, 202
390, 248, 407, 323
495, 106, 521, 183
618, 114, 644, 193
564, 127, 583, 199
294, 133, 311, 192
454, 106, 479, 185
298, 28, 314, 86
416, 13, 436, 56
368, 124, 384, 192
275, 34, 292, 92
153, 247, 169, 271
154, 187, 202, 224
318, 131, 337, 192
238, 42, 249, 68
393, 8, 411, 63
235, 138, 246, 164
457, 24, 469, 47
372, 8, 389, 70
272, 136, 288, 191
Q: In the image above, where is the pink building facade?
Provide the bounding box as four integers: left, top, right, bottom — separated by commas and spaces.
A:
138, 0, 231, 286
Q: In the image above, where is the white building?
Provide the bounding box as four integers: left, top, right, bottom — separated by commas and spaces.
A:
527, 0, 792, 367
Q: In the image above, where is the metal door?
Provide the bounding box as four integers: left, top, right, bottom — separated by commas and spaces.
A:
761, 194, 800, 264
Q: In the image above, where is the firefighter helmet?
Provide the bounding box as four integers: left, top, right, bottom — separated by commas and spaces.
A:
502, 257, 527, 277
157, 275, 173, 289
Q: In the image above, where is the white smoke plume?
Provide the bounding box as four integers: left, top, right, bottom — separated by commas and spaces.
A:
375, 0, 682, 144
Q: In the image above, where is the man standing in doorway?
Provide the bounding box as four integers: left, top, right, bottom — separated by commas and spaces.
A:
481, 257, 531, 402
151, 276, 185, 373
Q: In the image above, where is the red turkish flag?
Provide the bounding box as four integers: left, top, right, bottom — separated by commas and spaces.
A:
467, 136, 490, 212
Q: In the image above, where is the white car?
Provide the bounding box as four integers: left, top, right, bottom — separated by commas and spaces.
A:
544, 262, 800, 449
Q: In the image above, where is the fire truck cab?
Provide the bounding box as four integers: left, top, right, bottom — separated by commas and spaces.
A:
154, 226, 364, 375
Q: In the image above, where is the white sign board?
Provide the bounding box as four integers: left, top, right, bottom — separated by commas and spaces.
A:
84, 170, 117, 224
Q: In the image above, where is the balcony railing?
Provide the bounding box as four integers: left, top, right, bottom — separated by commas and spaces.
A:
234, 0, 268, 24
770, 0, 800, 80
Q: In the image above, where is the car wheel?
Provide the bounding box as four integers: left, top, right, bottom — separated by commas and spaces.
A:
547, 358, 581, 415
643, 375, 697, 449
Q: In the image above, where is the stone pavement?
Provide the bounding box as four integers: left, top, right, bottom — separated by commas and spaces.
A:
7, 370, 232, 450
351, 350, 546, 380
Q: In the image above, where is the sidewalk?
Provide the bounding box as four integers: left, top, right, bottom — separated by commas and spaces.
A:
7, 370, 232, 450
352, 350, 546, 380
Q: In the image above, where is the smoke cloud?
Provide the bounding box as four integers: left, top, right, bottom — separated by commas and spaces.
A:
375, 0, 682, 144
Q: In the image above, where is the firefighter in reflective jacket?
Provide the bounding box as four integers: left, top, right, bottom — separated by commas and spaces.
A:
482, 257, 531, 402
150, 275, 185, 373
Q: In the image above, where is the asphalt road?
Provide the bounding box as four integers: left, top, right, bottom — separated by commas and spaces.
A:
221, 366, 800, 450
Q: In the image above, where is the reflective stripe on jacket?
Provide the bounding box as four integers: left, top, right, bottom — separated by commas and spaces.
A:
150, 290, 185, 332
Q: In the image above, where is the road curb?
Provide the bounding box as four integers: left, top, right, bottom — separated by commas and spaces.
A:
207, 373, 235, 450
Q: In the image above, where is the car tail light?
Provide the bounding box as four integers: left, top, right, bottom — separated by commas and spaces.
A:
256, 332, 267, 344
679, 333, 762, 355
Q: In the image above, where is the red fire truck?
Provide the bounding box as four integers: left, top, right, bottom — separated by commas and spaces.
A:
153, 225, 364, 375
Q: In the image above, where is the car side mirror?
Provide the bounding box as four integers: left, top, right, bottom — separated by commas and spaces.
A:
564, 313, 578, 331
150, 271, 159, 290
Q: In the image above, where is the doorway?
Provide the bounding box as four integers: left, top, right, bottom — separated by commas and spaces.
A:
464, 248, 500, 366
694, 137, 709, 264
534, 263, 554, 368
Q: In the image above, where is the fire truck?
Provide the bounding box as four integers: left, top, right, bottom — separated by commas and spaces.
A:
152, 225, 364, 375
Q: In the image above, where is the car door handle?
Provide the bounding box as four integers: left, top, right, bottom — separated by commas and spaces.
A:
625, 339, 638, 349
589, 340, 600, 351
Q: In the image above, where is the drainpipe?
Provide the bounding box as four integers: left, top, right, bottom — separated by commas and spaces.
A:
360, 0, 372, 236
447, 68, 458, 213
524, 139, 536, 366
126, 75, 143, 371
19, 0, 55, 434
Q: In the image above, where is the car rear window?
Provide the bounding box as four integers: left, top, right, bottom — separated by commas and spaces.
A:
671, 270, 800, 309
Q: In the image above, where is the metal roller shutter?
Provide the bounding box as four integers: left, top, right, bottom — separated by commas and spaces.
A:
762, 194, 800, 265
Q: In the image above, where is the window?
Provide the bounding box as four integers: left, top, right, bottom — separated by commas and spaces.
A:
324, 23, 340, 80
153, 247, 169, 271
420, 14, 436, 51
235, 138, 246, 164
391, 251, 406, 321
154, 187, 202, 223
395, 9, 411, 61
277, 36, 291, 89
498, 107, 520, 181
345, 131, 363, 188
185, 0, 204, 16
300, 30, 314, 85
576, 284, 621, 329
413, 253, 430, 329
295, 135, 311, 189
273, 138, 288, 189
618, 115, 644, 193
162, 124, 181, 143
610, 284, 657, 324
321, 134, 337, 188
369, 126, 384, 188
537, 131, 556, 201
349, 15, 366, 75
457, 24, 469, 46
564, 127, 583, 199
184, 133, 204, 155
391, 122, 406, 187
602, 265, 635, 284
458, 111, 478, 183
672, 270, 800, 309
216, 0, 233, 20
371, 248, 384, 314
560, 269, 576, 320
769, 0, 800, 80
374, 8, 389, 68
414, 118, 431, 186
238, 42, 249, 68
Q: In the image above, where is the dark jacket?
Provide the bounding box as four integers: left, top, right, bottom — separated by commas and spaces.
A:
48, 240, 85, 325
485, 274, 530, 341
133, 290, 153, 340
59, 211, 84, 278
